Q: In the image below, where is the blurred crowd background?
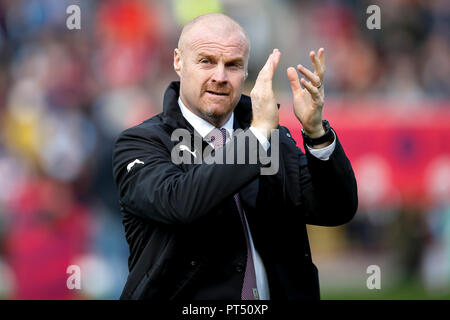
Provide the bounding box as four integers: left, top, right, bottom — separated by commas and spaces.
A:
0, 0, 448, 299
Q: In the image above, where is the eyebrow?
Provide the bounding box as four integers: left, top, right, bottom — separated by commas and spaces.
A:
197, 52, 244, 64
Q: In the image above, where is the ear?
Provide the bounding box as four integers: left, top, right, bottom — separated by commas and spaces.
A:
174, 48, 182, 77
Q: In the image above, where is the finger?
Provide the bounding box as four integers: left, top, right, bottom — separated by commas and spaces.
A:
318, 48, 325, 69
254, 53, 272, 83
257, 49, 281, 82
297, 64, 320, 87
300, 78, 319, 99
287, 67, 301, 93
309, 51, 323, 79
271, 49, 281, 74
264, 49, 281, 79
262, 50, 275, 71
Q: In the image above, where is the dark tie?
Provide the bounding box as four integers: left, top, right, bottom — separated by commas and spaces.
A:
206, 128, 259, 300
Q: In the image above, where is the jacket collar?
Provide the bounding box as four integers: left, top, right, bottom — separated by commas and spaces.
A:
162, 81, 253, 131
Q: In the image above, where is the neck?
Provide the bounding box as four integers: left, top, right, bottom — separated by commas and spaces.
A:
200, 112, 232, 128
180, 96, 233, 128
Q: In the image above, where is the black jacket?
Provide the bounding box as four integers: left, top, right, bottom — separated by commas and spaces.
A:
112, 81, 358, 300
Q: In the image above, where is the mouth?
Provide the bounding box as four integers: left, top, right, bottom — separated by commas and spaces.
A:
206, 90, 229, 96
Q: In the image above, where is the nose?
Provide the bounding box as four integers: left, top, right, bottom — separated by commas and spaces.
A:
211, 64, 228, 83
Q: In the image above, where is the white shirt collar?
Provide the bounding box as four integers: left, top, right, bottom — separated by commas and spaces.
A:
178, 97, 234, 140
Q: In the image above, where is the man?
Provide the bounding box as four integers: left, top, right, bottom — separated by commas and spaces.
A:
112, 13, 357, 300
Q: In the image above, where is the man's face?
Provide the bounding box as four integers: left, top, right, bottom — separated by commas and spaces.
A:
174, 29, 248, 126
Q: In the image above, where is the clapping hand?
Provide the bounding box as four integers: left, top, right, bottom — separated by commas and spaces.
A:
250, 49, 282, 139
287, 48, 327, 140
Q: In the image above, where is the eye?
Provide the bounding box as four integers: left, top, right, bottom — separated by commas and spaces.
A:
227, 62, 243, 69
200, 58, 210, 64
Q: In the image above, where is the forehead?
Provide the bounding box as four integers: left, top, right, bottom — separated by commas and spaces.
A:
185, 29, 248, 59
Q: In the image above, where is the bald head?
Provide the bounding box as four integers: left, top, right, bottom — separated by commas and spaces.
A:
177, 13, 250, 58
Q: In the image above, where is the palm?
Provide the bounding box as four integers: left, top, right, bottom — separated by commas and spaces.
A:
293, 85, 324, 128
293, 88, 313, 123
287, 48, 326, 136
